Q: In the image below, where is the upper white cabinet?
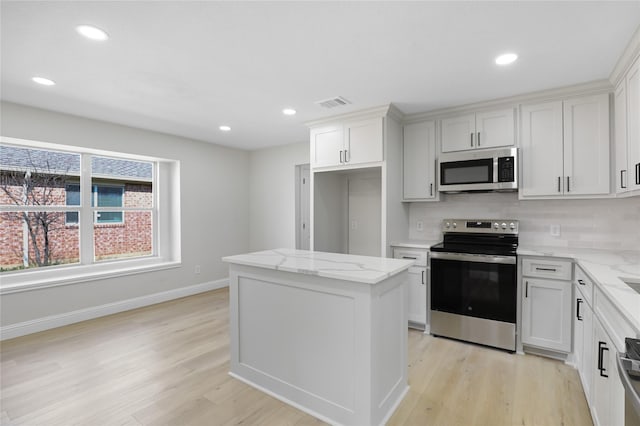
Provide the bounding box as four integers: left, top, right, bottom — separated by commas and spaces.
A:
441, 108, 515, 152
310, 118, 383, 169
615, 55, 640, 195
520, 93, 610, 198
403, 121, 438, 201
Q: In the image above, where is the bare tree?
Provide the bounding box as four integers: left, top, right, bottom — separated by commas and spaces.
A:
0, 153, 72, 267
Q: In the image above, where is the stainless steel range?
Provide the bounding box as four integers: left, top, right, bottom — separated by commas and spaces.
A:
430, 219, 519, 352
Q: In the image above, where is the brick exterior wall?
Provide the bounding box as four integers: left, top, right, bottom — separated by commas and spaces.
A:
0, 180, 152, 270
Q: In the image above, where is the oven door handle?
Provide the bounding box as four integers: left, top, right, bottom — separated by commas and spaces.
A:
430, 251, 516, 265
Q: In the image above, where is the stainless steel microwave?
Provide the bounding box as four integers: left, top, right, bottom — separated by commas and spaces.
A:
437, 147, 518, 193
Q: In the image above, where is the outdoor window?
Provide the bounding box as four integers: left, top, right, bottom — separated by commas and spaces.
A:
0, 139, 178, 280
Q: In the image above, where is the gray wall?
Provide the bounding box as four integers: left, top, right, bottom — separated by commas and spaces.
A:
0, 101, 250, 326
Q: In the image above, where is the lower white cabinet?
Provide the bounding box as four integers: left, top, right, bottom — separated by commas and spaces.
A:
591, 317, 625, 426
521, 257, 573, 352
393, 246, 428, 330
573, 281, 594, 400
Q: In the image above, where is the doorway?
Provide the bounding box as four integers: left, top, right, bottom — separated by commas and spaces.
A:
295, 164, 310, 250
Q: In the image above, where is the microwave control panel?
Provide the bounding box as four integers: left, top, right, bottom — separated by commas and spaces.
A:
497, 156, 515, 182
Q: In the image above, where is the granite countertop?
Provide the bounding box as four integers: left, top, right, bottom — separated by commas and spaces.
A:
223, 248, 415, 285
390, 240, 440, 249
518, 245, 640, 335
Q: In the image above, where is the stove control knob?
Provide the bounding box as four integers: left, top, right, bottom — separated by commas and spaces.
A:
494, 222, 499, 229
452, 222, 457, 229
445, 222, 450, 229
501, 222, 507, 229
510, 222, 516, 230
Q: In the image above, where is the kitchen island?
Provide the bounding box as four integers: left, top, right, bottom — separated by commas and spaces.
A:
222, 248, 414, 426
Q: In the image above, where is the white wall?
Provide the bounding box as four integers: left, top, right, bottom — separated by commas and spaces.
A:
409, 192, 640, 250
248, 141, 309, 251
0, 101, 250, 328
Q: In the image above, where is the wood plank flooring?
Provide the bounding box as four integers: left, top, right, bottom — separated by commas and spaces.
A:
1, 288, 593, 426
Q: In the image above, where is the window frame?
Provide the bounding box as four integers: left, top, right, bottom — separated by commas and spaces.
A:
0, 136, 181, 293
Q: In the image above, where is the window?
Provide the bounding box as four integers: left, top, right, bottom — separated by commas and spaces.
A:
1, 138, 180, 284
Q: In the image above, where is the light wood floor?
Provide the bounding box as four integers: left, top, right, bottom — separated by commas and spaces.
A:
1, 288, 593, 426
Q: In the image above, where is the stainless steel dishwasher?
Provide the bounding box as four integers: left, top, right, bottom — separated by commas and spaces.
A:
618, 338, 640, 426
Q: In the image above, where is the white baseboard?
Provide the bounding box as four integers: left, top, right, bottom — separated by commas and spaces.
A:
0, 278, 228, 341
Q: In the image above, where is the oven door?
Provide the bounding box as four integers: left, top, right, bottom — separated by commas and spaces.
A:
430, 252, 517, 324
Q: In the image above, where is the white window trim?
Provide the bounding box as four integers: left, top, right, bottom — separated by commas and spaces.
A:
0, 136, 181, 293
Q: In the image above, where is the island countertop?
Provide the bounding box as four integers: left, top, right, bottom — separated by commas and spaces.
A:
223, 248, 415, 284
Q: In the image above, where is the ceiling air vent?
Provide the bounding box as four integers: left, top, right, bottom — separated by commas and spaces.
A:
315, 96, 351, 109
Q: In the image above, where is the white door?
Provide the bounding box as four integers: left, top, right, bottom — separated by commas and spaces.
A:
563, 94, 610, 195
615, 81, 629, 193
627, 56, 640, 191
345, 117, 384, 165
296, 164, 311, 250
520, 101, 565, 197
347, 176, 381, 256
521, 277, 572, 352
403, 121, 436, 199
441, 113, 476, 152
475, 108, 515, 149
311, 125, 344, 168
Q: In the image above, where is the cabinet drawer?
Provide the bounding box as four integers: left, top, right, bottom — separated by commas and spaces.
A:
574, 265, 594, 307
393, 248, 428, 267
522, 257, 572, 280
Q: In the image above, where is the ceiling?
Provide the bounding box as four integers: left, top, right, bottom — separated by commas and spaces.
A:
2, 1, 640, 151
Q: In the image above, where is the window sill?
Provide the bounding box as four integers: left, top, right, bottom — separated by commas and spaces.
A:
0, 259, 181, 295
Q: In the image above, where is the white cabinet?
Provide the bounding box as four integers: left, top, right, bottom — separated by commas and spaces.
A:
403, 121, 438, 201
310, 118, 383, 169
520, 93, 610, 197
393, 246, 428, 329
615, 55, 640, 195
521, 257, 572, 352
591, 318, 625, 426
573, 268, 594, 401
441, 108, 515, 152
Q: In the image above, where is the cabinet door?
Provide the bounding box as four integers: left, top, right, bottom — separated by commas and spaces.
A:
475, 108, 515, 149
520, 101, 565, 197
345, 117, 383, 165
615, 81, 629, 193
407, 266, 427, 326
311, 125, 344, 168
627, 55, 640, 191
403, 121, 437, 200
574, 286, 594, 401
521, 277, 572, 352
563, 94, 610, 195
441, 114, 476, 152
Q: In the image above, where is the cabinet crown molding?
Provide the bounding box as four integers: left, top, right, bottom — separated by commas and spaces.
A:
305, 103, 399, 128
610, 24, 640, 86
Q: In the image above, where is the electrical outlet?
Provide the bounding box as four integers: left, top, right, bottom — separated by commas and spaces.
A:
550, 224, 561, 237
195, 265, 201, 274
351, 220, 358, 230
416, 221, 424, 231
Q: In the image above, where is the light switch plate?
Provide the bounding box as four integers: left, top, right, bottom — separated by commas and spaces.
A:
550, 224, 561, 237
416, 221, 424, 231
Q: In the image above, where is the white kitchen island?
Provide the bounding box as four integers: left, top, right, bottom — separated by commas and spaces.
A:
222, 248, 414, 426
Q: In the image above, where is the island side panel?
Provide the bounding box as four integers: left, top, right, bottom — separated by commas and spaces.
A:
227, 264, 378, 425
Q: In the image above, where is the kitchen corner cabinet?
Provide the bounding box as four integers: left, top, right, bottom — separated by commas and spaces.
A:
310, 117, 383, 169
615, 54, 640, 195
403, 120, 438, 201
393, 246, 428, 329
521, 257, 573, 352
440, 108, 515, 153
520, 93, 610, 198
573, 266, 594, 401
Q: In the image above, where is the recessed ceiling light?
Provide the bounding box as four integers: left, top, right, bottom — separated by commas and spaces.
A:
219, 125, 231, 132
282, 108, 297, 116
495, 53, 518, 66
76, 25, 109, 41
32, 76, 56, 86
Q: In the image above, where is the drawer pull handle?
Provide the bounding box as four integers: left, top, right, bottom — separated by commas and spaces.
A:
535, 267, 557, 272
421, 270, 425, 285
576, 298, 583, 321
402, 256, 417, 260
577, 279, 586, 286
598, 341, 609, 378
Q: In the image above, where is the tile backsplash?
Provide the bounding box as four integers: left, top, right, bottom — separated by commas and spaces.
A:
409, 193, 640, 250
